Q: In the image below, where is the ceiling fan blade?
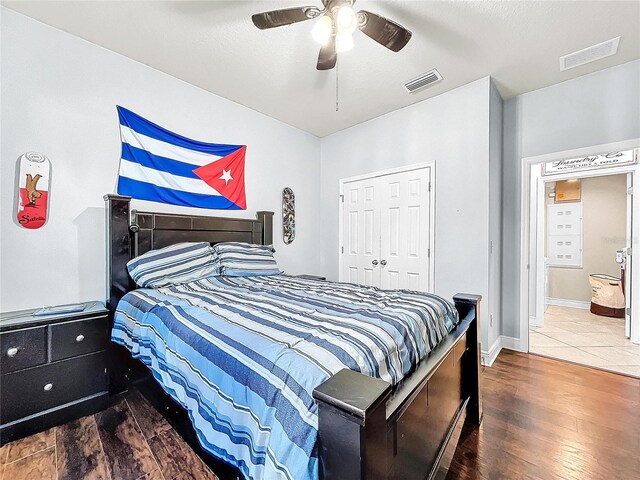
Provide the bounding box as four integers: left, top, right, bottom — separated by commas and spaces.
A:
357, 10, 412, 52
252, 6, 322, 30
317, 36, 337, 70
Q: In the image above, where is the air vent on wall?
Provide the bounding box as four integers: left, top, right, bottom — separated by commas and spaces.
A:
403, 69, 443, 93
560, 37, 620, 71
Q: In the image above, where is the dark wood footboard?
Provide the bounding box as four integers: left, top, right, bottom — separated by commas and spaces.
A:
313, 294, 482, 480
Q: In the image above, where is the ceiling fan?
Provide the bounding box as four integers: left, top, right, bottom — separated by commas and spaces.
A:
252, 0, 412, 70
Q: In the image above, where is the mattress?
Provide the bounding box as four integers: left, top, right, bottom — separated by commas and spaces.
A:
112, 274, 460, 480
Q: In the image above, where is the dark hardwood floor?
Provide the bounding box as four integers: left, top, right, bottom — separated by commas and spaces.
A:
1, 350, 638, 480
0, 389, 217, 480
447, 350, 640, 480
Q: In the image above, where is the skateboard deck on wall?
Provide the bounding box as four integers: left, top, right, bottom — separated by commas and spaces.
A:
282, 187, 295, 244
16, 152, 51, 229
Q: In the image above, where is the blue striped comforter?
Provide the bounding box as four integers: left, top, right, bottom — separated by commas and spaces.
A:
112, 274, 460, 480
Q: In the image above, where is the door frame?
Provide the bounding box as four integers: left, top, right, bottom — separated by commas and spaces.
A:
520, 139, 640, 352
338, 162, 436, 291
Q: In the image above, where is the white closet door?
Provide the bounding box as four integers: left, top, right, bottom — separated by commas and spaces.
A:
341, 177, 381, 286
379, 167, 431, 292
340, 166, 432, 292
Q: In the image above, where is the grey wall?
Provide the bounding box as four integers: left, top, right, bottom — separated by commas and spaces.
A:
488, 80, 503, 349
502, 60, 640, 339
319, 77, 495, 348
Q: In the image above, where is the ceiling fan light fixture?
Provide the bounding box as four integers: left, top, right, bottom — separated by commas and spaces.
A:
335, 32, 354, 53
336, 6, 357, 34
311, 15, 333, 45
251, 2, 412, 71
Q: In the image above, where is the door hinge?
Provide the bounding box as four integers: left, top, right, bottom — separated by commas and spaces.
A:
428, 182, 432, 192
627, 307, 631, 317
627, 247, 632, 256
341, 246, 344, 254
427, 248, 430, 258
340, 195, 344, 203
628, 186, 633, 195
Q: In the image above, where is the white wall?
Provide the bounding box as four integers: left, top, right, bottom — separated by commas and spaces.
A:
319, 78, 493, 344
502, 60, 640, 339
0, 9, 321, 312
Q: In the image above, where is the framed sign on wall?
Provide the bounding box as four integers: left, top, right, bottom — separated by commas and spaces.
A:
543, 150, 636, 176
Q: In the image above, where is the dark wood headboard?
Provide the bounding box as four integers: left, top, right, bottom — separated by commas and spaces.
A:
104, 194, 273, 317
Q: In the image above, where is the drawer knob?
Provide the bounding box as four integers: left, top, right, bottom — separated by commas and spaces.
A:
75, 334, 85, 343
44, 383, 53, 392
7, 347, 19, 357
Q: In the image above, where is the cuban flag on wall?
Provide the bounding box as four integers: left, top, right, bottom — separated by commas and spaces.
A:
116, 106, 246, 210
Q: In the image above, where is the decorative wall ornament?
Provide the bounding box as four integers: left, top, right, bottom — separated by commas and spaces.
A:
282, 187, 295, 244
116, 106, 247, 210
16, 152, 51, 229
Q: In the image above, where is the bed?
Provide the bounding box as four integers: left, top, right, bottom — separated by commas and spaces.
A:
105, 194, 482, 480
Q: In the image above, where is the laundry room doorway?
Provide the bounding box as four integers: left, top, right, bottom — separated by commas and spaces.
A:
523, 146, 640, 377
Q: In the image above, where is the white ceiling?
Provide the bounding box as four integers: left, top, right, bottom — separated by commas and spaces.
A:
3, 1, 640, 137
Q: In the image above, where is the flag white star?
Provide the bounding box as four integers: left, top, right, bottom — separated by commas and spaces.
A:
219, 168, 233, 185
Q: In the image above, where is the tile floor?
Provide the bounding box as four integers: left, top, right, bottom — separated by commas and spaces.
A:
530, 304, 640, 377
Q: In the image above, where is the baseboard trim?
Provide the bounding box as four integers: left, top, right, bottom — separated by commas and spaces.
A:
501, 335, 522, 352
481, 337, 502, 367
546, 297, 590, 309
481, 335, 524, 367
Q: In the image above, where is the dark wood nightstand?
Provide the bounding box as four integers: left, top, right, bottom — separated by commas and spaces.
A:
0, 302, 111, 444
292, 274, 327, 281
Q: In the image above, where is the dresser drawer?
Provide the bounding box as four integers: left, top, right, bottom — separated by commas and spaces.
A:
0, 351, 108, 424
0, 326, 47, 374
49, 315, 108, 362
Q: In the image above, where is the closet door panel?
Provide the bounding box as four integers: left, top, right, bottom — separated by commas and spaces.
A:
342, 178, 381, 287
380, 168, 431, 292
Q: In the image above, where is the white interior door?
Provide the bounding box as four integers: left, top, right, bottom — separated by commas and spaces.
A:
379, 168, 431, 291
625, 172, 633, 338
341, 177, 381, 286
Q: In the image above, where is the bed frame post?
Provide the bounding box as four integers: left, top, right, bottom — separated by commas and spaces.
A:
256, 211, 273, 245
453, 294, 483, 425
104, 194, 134, 319
313, 369, 392, 480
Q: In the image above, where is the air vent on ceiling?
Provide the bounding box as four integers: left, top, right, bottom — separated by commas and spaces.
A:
560, 37, 620, 71
403, 69, 443, 93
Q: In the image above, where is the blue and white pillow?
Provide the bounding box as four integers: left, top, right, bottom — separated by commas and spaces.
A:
127, 242, 217, 287
212, 242, 281, 276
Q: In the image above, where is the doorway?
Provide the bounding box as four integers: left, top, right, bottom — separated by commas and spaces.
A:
525, 148, 640, 377
339, 163, 435, 292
